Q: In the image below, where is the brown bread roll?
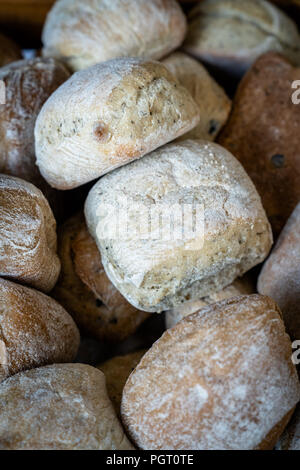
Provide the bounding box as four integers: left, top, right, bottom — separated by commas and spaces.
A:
0, 33, 22, 66
0, 278, 80, 383
35, 58, 200, 190
162, 52, 231, 141
0, 364, 134, 450
258, 202, 300, 340
0, 175, 60, 292
42, 0, 187, 72
121, 295, 300, 450
53, 214, 149, 342
276, 405, 300, 450
218, 52, 300, 237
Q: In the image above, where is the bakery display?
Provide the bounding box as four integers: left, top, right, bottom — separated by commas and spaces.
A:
121, 295, 300, 450
0, 364, 134, 450
0, 278, 79, 383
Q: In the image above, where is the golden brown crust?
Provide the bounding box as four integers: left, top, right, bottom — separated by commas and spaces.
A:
0, 278, 80, 383
0, 33, 22, 67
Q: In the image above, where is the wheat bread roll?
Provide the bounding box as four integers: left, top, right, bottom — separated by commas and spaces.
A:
35, 58, 200, 190
0, 278, 79, 384
258, 203, 300, 340
121, 295, 300, 450
85, 139, 272, 312
0, 33, 22, 67
0, 363, 133, 450
162, 52, 231, 141
276, 405, 300, 450
183, 0, 300, 76
218, 52, 300, 236
53, 214, 149, 342
166, 275, 255, 328
42, 0, 187, 72
0, 175, 60, 292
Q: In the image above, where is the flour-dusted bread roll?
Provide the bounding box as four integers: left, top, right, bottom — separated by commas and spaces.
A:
0, 33, 22, 67
42, 0, 187, 72
258, 203, 300, 340
35, 58, 200, 190
162, 52, 231, 141
121, 295, 300, 450
98, 350, 146, 415
166, 275, 255, 328
276, 405, 300, 450
53, 214, 149, 342
0, 278, 79, 384
0, 364, 134, 450
183, 0, 300, 76
218, 52, 300, 236
0, 175, 60, 292
85, 139, 272, 312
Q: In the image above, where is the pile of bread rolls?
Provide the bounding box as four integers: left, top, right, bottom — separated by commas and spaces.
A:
0, 0, 299, 451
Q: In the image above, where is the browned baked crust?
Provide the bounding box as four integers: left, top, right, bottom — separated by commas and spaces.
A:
0, 33, 22, 66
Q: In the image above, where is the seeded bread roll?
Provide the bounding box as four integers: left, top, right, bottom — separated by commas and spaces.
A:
35, 58, 200, 190
183, 0, 300, 76
42, 0, 187, 72
121, 295, 300, 450
0, 33, 22, 67
85, 139, 272, 313
0, 364, 134, 450
53, 214, 149, 342
162, 52, 231, 141
0, 175, 60, 292
258, 203, 300, 340
0, 278, 79, 384
166, 275, 255, 328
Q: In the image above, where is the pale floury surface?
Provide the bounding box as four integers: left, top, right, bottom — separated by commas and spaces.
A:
42, 0, 187, 71
85, 140, 272, 312
0, 364, 134, 450
35, 58, 200, 190
121, 295, 300, 450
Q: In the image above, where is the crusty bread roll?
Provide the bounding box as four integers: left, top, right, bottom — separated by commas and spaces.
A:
53, 214, 149, 342
0, 33, 22, 67
162, 52, 231, 141
218, 52, 300, 236
35, 58, 200, 190
258, 203, 300, 340
121, 295, 300, 450
85, 139, 272, 312
98, 350, 146, 415
0, 278, 79, 384
183, 0, 300, 76
276, 405, 300, 450
42, 0, 187, 72
166, 275, 255, 328
0, 364, 134, 450
0, 175, 60, 292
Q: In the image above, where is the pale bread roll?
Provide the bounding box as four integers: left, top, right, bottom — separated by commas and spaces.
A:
0, 33, 22, 67
42, 0, 187, 72
85, 140, 272, 312
183, 0, 300, 76
0, 364, 134, 450
162, 52, 231, 141
0, 278, 80, 384
0, 175, 60, 292
165, 275, 255, 328
35, 58, 200, 190
121, 295, 300, 450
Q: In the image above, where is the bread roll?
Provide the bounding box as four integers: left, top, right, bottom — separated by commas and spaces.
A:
121, 295, 300, 450
42, 0, 187, 72
98, 350, 146, 415
53, 214, 149, 342
35, 58, 200, 190
162, 52, 231, 141
218, 52, 300, 236
0, 33, 22, 67
183, 0, 300, 76
0, 175, 60, 292
276, 405, 300, 450
0, 278, 79, 383
85, 139, 272, 312
166, 275, 255, 328
0, 363, 134, 450
258, 203, 300, 340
